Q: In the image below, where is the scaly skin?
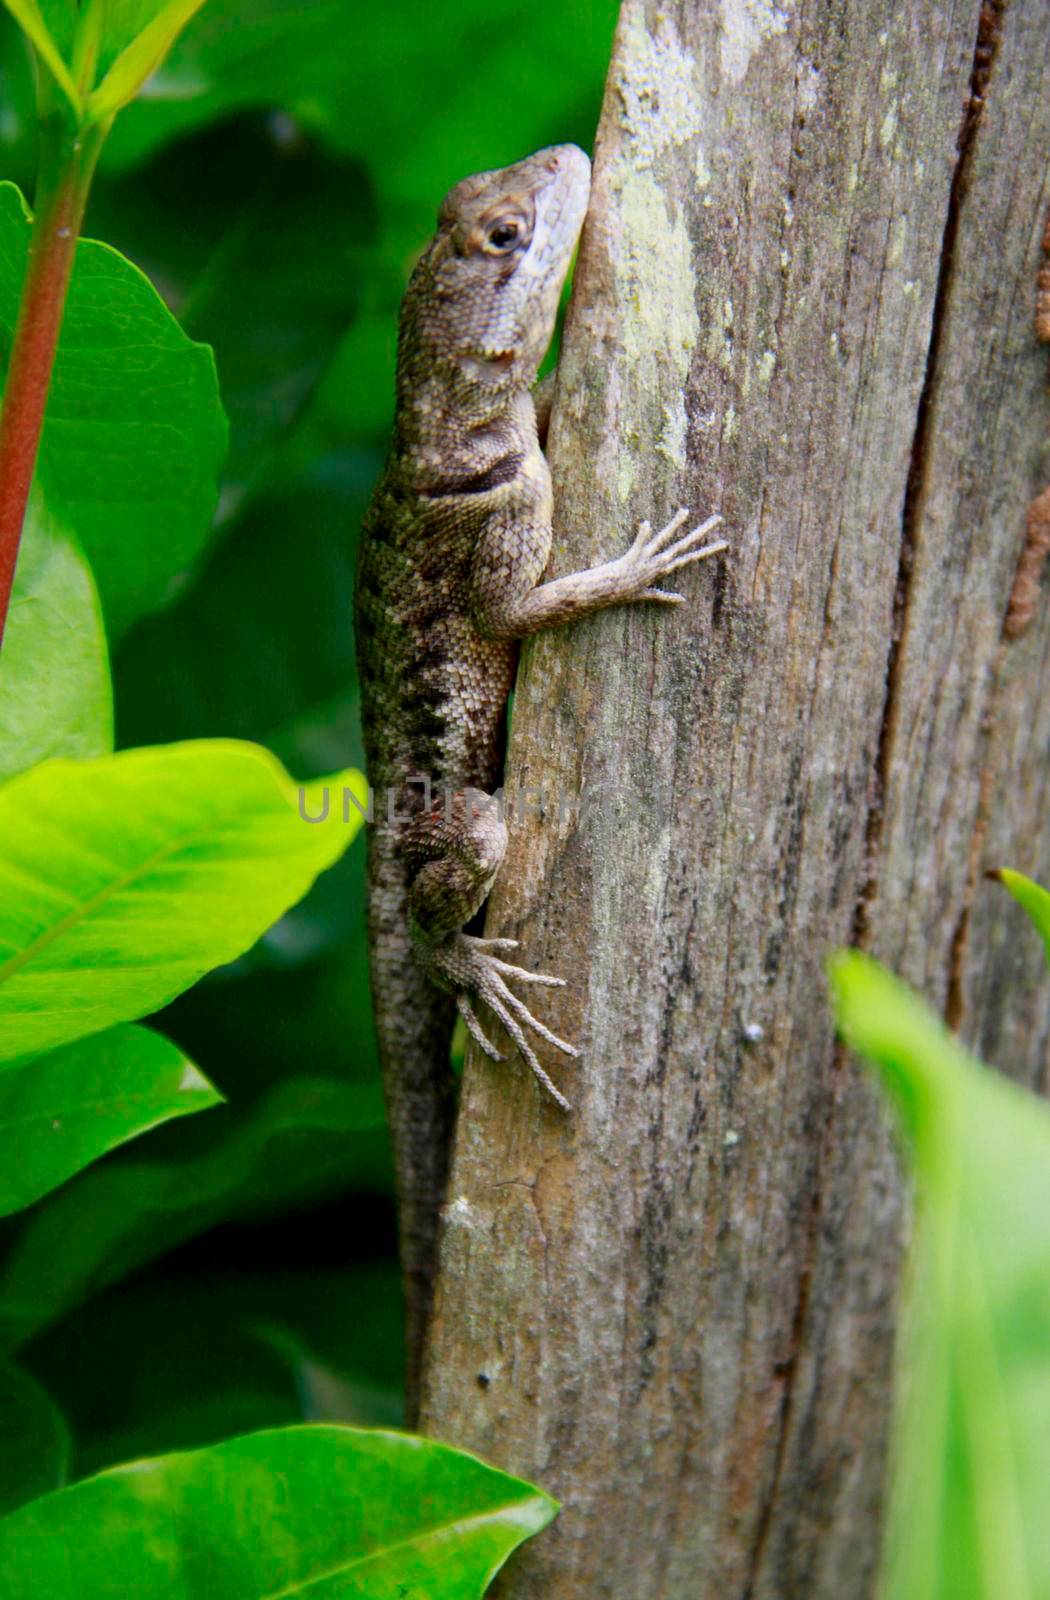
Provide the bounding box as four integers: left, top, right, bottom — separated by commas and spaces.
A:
354, 144, 727, 1419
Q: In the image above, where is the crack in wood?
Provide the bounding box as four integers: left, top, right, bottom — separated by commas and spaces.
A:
852, 0, 1006, 955
741, 5, 1012, 1593
945, 732, 1001, 1030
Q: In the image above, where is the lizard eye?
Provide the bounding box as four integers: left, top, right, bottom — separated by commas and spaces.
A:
484, 218, 523, 254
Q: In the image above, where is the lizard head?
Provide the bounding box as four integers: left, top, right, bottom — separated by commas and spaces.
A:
401, 144, 592, 394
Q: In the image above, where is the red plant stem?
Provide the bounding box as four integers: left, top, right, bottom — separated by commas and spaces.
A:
0, 120, 101, 650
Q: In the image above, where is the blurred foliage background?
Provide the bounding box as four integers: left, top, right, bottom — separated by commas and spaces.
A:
0, 0, 619, 1468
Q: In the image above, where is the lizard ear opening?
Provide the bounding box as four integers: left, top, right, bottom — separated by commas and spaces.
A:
458, 350, 517, 381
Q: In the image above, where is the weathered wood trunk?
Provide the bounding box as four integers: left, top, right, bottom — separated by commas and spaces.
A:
419, 1, 1050, 1594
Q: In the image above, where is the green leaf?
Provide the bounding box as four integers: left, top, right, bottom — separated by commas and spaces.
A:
830, 950, 1050, 1600
0, 181, 228, 637
112, 471, 373, 972
88, 0, 208, 121
314, 309, 398, 443
25, 1260, 402, 1475
176, 163, 379, 506
102, 0, 616, 193
26, 1268, 305, 1476
990, 869, 1050, 969
35, 0, 75, 56
88, 0, 615, 479
0, 0, 80, 114
257, 1260, 404, 1429
93, 0, 613, 466
0, 1357, 69, 1516
0, 740, 365, 1065
0, 14, 39, 191
116, 477, 364, 760
0, 1425, 557, 1598
0, 1076, 386, 1346
0, 1023, 221, 1215
90, 0, 193, 69
85, 127, 378, 505
0, 487, 112, 784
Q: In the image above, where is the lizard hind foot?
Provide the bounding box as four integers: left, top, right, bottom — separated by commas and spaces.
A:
441, 934, 576, 1111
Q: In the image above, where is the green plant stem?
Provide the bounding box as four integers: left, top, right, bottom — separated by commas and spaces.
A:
0, 117, 103, 651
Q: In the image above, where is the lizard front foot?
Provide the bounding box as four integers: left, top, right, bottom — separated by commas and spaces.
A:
615, 508, 728, 603
432, 933, 577, 1110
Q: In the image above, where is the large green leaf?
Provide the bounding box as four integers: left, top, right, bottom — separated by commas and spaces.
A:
0, 489, 112, 784
0, 181, 227, 637
830, 950, 1050, 1600
0, 1356, 69, 1516
0, 1076, 386, 1347
0, 1023, 221, 1215
0, 1425, 557, 1598
0, 740, 365, 1065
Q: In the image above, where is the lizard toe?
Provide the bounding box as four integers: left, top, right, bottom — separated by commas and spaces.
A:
457, 993, 502, 1060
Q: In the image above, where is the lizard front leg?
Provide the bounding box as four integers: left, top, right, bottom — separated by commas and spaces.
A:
474, 507, 727, 638
404, 793, 578, 1109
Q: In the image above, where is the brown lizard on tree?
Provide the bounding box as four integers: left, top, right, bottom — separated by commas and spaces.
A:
354, 143, 727, 1418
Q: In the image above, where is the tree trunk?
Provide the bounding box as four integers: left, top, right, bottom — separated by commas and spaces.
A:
418, 1, 1050, 1594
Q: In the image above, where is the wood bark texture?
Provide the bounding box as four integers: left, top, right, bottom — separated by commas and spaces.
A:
418, 1, 1050, 1595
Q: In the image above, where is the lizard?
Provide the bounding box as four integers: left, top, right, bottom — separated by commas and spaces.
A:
354, 143, 728, 1419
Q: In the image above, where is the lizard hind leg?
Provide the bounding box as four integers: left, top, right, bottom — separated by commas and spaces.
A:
405, 794, 577, 1109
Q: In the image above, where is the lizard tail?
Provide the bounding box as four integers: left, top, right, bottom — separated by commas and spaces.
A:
383, 984, 457, 1425
366, 833, 458, 1425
